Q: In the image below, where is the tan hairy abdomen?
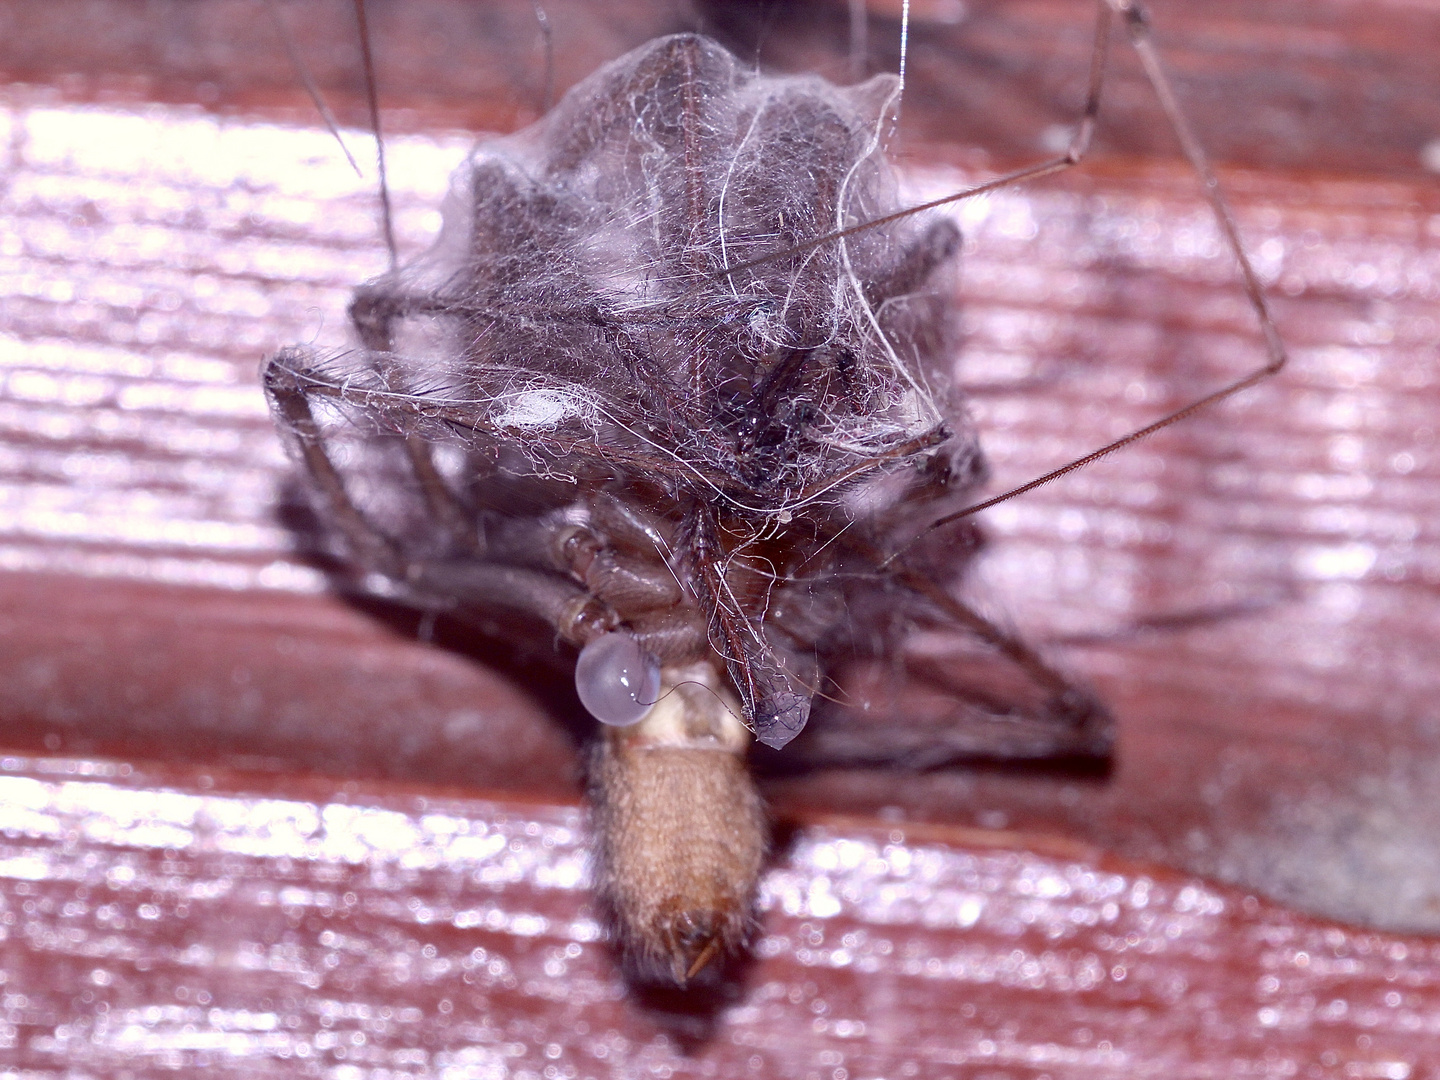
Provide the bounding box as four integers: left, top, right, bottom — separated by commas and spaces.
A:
590, 730, 766, 985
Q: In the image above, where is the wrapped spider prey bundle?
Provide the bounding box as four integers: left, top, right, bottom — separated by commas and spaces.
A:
266, 34, 1108, 984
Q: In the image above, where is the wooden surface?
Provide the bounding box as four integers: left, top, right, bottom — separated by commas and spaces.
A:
4, 754, 1440, 1077
2, 0, 1440, 1074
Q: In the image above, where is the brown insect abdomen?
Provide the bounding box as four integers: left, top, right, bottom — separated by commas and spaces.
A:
587, 666, 766, 985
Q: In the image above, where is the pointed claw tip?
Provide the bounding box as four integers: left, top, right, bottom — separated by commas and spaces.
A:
684, 936, 723, 983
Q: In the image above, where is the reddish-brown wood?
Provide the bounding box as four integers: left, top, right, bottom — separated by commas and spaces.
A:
5, 754, 1440, 1077
2, 0, 1440, 1072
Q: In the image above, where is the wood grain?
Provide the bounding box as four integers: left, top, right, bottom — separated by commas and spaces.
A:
4, 755, 1440, 1076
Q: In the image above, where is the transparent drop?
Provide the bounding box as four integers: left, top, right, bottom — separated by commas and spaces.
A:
575, 632, 661, 726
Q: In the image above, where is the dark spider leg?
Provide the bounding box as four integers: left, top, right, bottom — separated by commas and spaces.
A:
914, 0, 1288, 534
895, 565, 1111, 751
348, 287, 483, 553
264, 353, 614, 644
354, 288, 604, 327
264, 355, 402, 576
770, 670, 1109, 770
750, 347, 810, 414
900, 656, 1101, 753
563, 536, 684, 613
269, 348, 722, 486
627, 613, 709, 666
758, 565, 1110, 771
560, 528, 711, 664
681, 503, 814, 748
401, 437, 482, 552
862, 218, 960, 310
776, 526, 1104, 751
405, 560, 615, 646
586, 492, 677, 557
568, 495, 708, 663
349, 286, 475, 335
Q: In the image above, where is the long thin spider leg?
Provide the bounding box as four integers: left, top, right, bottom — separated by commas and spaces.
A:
263, 0, 362, 177
405, 560, 615, 646
402, 436, 481, 550
347, 289, 484, 552
699, 1, 1113, 294
802, 536, 1111, 768
761, 576, 1111, 772
264, 354, 403, 576
896, 0, 1290, 548
532, 2, 555, 115
1114, 0, 1286, 367
890, 563, 1096, 725
266, 353, 618, 643
351, 0, 397, 271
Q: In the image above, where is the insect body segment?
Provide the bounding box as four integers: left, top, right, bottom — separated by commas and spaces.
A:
589, 662, 764, 985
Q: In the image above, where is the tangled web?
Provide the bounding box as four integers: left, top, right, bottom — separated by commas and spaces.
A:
271, 34, 993, 748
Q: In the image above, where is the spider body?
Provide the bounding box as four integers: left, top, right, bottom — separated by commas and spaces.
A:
266, 31, 1108, 983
